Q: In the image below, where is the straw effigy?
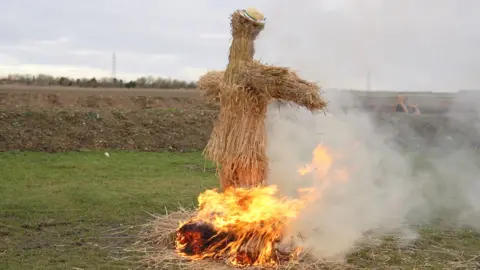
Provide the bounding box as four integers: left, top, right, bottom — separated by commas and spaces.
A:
197, 8, 327, 189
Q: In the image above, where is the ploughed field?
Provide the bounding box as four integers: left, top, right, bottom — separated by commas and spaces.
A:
0, 85, 479, 153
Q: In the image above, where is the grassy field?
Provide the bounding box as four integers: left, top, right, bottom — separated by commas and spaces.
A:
0, 151, 479, 269
0, 151, 217, 269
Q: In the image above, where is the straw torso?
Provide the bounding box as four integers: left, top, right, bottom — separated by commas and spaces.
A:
199, 10, 326, 189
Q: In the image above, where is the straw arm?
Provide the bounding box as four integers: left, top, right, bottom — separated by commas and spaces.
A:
237, 61, 327, 111
197, 70, 225, 102
270, 73, 327, 111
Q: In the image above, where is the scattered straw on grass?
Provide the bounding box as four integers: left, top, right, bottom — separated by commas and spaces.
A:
135, 210, 480, 269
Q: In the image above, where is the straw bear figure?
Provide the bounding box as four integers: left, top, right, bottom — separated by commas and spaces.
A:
198, 8, 327, 189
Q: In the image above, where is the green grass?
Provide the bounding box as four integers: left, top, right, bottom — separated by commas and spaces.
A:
0, 151, 217, 270
0, 151, 479, 269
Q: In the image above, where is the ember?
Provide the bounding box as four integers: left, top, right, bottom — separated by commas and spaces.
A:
176, 221, 231, 257
176, 220, 287, 266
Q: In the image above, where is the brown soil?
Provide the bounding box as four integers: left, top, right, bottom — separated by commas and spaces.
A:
0, 86, 479, 153
0, 109, 216, 152
0, 86, 219, 152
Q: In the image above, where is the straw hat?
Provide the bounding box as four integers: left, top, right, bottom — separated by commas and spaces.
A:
240, 7, 266, 25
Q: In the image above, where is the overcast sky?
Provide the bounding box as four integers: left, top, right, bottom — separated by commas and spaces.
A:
1, 0, 479, 91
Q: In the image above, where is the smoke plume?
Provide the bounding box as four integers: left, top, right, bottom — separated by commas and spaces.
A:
257, 0, 480, 261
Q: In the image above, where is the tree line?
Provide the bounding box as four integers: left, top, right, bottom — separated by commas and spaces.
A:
0, 74, 197, 89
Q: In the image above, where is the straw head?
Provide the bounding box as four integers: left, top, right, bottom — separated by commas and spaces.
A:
240, 7, 266, 26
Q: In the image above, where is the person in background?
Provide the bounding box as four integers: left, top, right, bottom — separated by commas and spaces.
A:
395, 94, 421, 115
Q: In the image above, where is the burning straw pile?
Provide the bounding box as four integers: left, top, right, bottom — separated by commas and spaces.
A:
176, 187, 306, 266
138, 186, 322, 269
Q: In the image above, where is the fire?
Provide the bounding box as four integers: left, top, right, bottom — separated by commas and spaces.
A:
175, 144, 349, 267
298, 144, 350, 184
175, 186, 306, 266
298, 144, 333, 177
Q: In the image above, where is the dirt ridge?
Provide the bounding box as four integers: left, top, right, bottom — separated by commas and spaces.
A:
1, 86, 479, 153
0, 109, 217, 152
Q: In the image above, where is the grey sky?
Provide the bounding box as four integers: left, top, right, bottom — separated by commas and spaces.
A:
0, 0, 479, 91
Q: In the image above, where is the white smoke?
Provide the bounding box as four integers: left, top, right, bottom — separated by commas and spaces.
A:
266, 94, 480, 261
257, 0, 480, 261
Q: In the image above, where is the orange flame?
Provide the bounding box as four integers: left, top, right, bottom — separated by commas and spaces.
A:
176, 186, 308, 266
298, 144, 333, 177
175, 144, 350, 267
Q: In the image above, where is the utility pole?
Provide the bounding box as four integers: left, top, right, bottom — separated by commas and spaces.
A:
112, 52, 117, 80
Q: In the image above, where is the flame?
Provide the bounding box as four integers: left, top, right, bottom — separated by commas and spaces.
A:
298, 144, 350, 182
176, 186, 308, 266
298, 144, 333, 177
175, 144, 350, 267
